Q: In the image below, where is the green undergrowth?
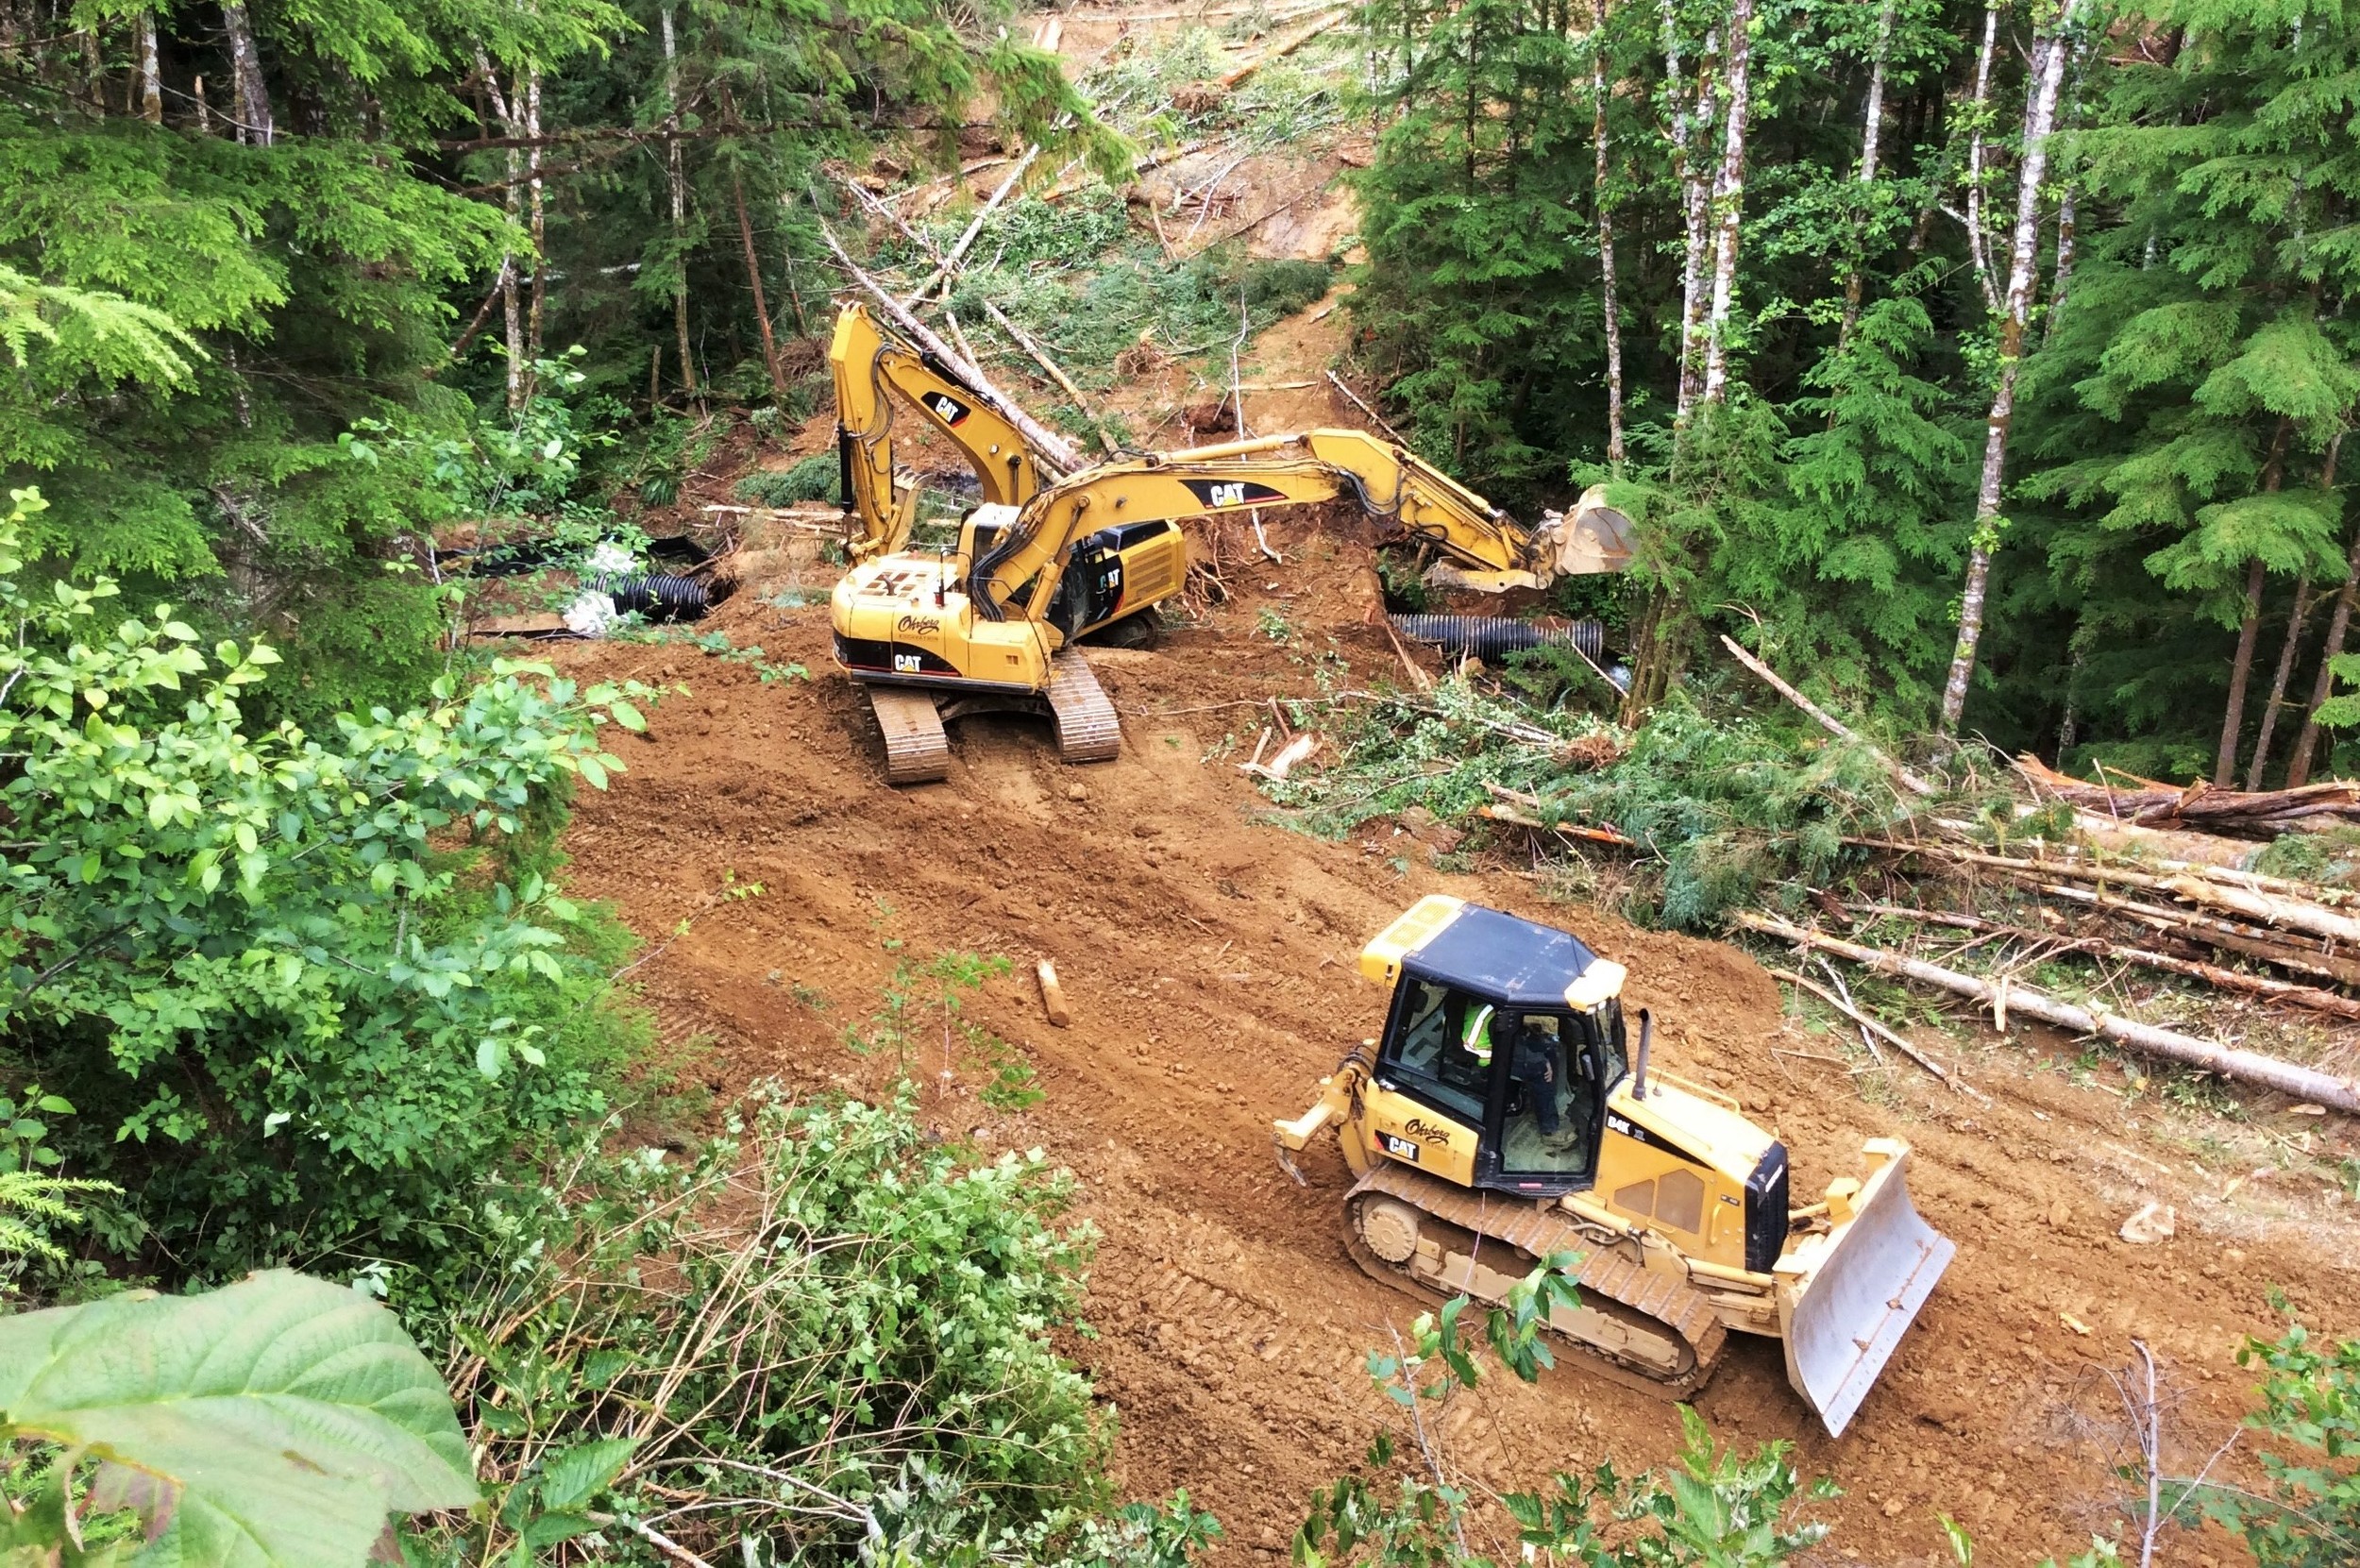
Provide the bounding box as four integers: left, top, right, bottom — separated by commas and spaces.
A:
1256, 675, 1930, 929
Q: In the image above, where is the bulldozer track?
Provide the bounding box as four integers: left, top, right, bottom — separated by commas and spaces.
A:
1048, 650, 1121, 764
1345, 1159, 1727, 1400
868, 686, 952, 784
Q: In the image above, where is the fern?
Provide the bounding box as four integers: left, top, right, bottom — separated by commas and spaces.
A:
0, 1172, 114, 1263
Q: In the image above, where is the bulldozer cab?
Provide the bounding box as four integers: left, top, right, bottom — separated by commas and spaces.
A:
1367, 902, 1631, 1197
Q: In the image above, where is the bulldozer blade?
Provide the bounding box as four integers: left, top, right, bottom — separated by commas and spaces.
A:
1775, 1140, 1953, 1439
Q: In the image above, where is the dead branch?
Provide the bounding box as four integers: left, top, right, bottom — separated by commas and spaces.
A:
1846, 902, 2360, 1020
1734, 912, 2360, 1113
1718, 635, 1936, 797
909, 144, 1039, 304
815, 221, 1085, 473
1768, 965, 1958, 1087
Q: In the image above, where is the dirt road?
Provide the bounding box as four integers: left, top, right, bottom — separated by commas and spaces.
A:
551, 529, 2358, 1565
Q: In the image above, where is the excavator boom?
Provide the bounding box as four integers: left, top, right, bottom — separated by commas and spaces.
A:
831, 301, 1061, 562
963, 429, 1629, 625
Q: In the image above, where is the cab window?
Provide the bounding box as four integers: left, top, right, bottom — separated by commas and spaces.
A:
1496, 1011, 1599, 1179
1379, 980, 1488, 1123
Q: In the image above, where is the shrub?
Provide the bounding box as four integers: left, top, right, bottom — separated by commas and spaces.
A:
423, 1084, 1110, 1562
736, 452, 840, 507
2205, 1311, 2360, 1568
0, 486, 658, 1282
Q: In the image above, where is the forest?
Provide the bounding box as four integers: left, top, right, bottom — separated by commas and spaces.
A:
6, 0, 2360, 1564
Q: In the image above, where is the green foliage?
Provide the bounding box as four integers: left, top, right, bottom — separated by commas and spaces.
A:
0, 1171, 113, 1269
0, 488, 654, 1277
736, 454, 843, 507
1296, 1257, 1825, 1568
948, 241, 1335, 396
0, 1271, 478, 1568
1540, 697, 1912, 928
420, 1084, 1108, 1562
2204, 1311, 2360, 1568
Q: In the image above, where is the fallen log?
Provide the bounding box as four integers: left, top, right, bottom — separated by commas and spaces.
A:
2033, 883, 2360, 989
1854, 833, 2357, 906
1216, 8, 1346, 89
1733, 912, 2360, 1115
1719, 636, 1935, 798
2014, 752, 2360, 835
909, 144, 1039, 304
1851, 837, 2360, 944
816, 221, 1085, 473
1845, 902, 2360, 1021
977, 298, 1119, 455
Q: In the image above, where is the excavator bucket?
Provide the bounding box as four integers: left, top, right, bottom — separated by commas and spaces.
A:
1773, 1139, 1952, 1438
1551, 485, 1636, 576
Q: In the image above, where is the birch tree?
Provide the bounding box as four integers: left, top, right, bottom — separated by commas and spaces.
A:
1592, 0, 1624, 464
221, 1, 273, 145
660, 2, 696, 402
1937, 0, 2078, 735
1697, 0, 1754, 405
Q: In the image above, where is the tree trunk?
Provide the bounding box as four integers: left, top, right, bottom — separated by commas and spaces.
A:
1835, 0, 1896, 351
1591, 0, 1624, 465
2045, 180, 2078, 346
222, 2, 273, 145
732, 167, 789, 405
136, 12, 162, 123
1937, 12, 2075, 736
2248, 580, 2316, 791
661, 3, 697, 402
479, 56, 525, 413
1961, 3, 1999, 314
1698, 0, 1755, 405
1660, 0, 1711, 426
2217, 419, 2292, 785
524, 67, 545, 399
2291, 517, 2360, 787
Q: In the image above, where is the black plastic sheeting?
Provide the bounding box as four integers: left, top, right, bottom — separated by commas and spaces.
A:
1389, 614, 1606, 663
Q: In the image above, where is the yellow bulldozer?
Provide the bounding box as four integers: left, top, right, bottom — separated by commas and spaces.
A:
830, 426, 1635, 783
1275, 895, 1951, 1436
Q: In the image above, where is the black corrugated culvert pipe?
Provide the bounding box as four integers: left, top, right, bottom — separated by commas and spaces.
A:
1389, 614, 1606, 663
601, 573, 718, 621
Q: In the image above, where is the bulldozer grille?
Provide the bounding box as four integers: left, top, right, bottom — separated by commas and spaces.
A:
1744, 1145, 1789, 1274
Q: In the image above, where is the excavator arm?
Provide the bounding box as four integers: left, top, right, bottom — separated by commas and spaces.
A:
966, 430, 1631, 622
831, 301, 1060, 563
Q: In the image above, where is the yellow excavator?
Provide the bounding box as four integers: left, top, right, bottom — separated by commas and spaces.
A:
831, 430, 1635, 783
1274, 896, 1951, 1437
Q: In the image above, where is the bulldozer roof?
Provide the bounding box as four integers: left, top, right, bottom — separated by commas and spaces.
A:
1383, 899, 1614, 1007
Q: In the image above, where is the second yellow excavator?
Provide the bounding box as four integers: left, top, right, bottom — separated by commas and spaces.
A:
1274, 896, 1952, 1437
832, 429, 1634, 782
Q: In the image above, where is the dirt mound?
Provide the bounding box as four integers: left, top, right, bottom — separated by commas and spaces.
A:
547, 531, 2360, 1564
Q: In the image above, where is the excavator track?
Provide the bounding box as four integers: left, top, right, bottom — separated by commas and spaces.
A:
867, 686, 952, 784
1344, 1160, 1727, 1400
1046, 650, 1121, 764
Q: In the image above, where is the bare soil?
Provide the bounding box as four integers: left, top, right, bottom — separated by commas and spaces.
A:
549, 520, 2360, 1567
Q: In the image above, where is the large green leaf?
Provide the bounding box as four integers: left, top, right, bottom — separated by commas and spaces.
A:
0, 1270, 479, 1568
